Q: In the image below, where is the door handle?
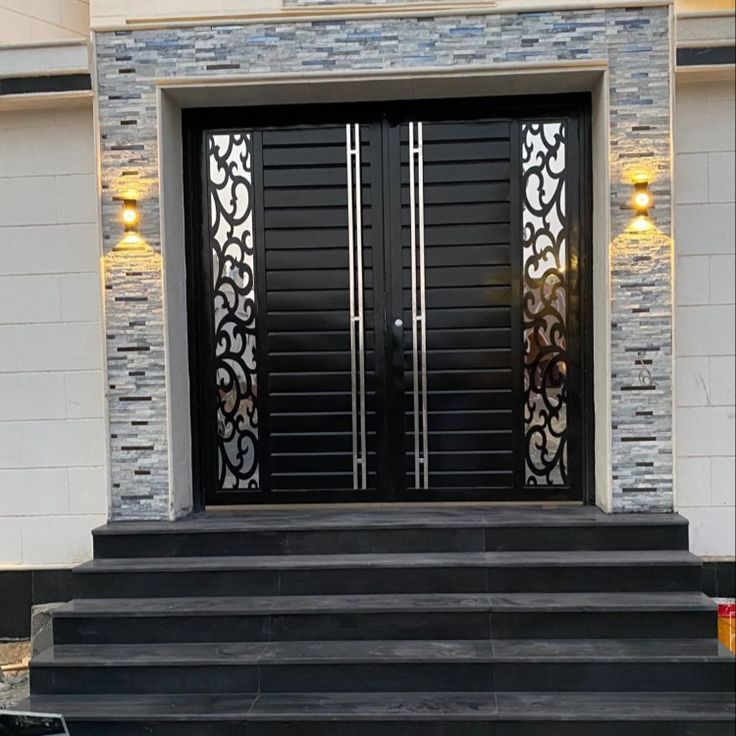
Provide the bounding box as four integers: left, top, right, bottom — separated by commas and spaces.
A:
391, 318, 404, 349
390, 317, 405, 370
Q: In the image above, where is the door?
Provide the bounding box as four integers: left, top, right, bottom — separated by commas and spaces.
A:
184, 96, 592, 506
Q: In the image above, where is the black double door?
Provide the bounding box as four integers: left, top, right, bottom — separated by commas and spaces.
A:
186, 97, 591, 506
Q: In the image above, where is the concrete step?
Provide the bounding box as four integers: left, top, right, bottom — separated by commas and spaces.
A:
51, 592, 718, 645
30, 638, 735, 695
72, 549, 703, 597
92, 507, 691, 558
23, 691, 736, 735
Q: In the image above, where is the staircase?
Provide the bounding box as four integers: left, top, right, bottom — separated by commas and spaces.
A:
27, 507, 735, 734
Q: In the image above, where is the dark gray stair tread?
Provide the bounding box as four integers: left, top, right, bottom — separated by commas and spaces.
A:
25, 693, 258, 720
24, 692, 498, 721
53, 593, 493, 617
24, 691, 735, 722
93, 506, 688, 535
490, 638, 733, 660
74, 549, 701, 573
487, 591, 716, 612
53, 591, 717, 617
32, 638, 733, 667
495, 691, 736, 721
32, 641, 268, 666
247, 691, 500, 720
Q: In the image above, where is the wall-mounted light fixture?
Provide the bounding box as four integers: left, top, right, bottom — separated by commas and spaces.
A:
111, 192, 151, 253
632, 178, 652, 217
112, 192, 140, 232
121, 197, 140, 232
629, 176, 653, 232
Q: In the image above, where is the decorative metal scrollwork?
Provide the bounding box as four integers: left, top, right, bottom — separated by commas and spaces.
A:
207, 133, 259, 489
521, 122, 569, 486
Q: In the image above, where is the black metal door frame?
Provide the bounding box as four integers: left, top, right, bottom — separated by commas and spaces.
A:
183, 94, 594, 509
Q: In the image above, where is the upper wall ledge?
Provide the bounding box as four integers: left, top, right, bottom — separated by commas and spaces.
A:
0, 40, 90, 79
90, 0, 671, 32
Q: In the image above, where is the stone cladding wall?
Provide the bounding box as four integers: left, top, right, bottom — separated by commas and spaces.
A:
95, 4, 673, 518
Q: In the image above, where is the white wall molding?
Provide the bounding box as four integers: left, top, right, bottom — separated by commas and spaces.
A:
157, 64, 615, 515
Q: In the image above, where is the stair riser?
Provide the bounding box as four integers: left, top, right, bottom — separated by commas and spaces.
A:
92, 525, 690, 559
62, 723, 493, 736
497, 726, 734, 736
72, 566, 702, 598
62, 720, 736, 736
53, 610, 717, 645
30, 661, 735, 695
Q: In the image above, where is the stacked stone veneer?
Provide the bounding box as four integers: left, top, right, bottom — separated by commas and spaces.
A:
95, 4, 673, 520
104, 249, 168, 519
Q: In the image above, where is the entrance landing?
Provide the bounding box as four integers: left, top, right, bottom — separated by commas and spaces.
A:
97, 504, 686, 532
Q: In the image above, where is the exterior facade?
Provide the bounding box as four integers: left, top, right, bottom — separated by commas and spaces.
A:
0, 0, 734, 635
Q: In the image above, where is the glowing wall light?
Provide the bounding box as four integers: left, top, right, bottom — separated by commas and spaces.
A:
632, 178, 652, 217
121, 197, 140, 232
112, 192, 151, 253
628, 175, 654, 232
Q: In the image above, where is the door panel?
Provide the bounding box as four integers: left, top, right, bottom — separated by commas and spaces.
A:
188, 97, 590, 506
397, 119, 516, 494
259, 123, 381, 497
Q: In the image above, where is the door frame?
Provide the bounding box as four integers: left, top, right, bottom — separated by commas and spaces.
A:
182, 92, 595, 509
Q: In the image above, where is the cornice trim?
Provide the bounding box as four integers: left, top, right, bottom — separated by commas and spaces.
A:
0, 89, 93, 112
676, 9, 736, 19
154, 58, 609, 90
90, 0, 671, 33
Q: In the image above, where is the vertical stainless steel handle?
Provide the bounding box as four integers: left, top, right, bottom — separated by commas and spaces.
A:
409, 122, 429, 490
346, 123, 367, 491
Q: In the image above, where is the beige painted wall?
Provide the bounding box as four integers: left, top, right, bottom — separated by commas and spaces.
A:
91, 0, 279, 27
675, 0, 734, 14
0, 105, 107, 568
674, 77, 736, 559
0, 1, 89, 45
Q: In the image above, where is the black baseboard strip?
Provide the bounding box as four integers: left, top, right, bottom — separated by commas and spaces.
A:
677, 45, 736, 67
702, 560, 736, 599
0, 74, 92, 97
0, 569, 74, 639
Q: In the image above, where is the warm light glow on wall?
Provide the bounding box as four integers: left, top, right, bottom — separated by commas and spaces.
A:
631, 214, 653, 233
115, 232, 146, 251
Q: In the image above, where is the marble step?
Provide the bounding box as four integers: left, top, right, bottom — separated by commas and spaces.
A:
92, 507, 690, 558
72, 549, 703, 597
30, 638, 735, 695
23, 691, 736, 736
51, 592, 718, 644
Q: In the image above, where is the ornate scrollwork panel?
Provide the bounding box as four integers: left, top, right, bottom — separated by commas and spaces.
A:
206, 133, 259, 490
521, 122, 569, 486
